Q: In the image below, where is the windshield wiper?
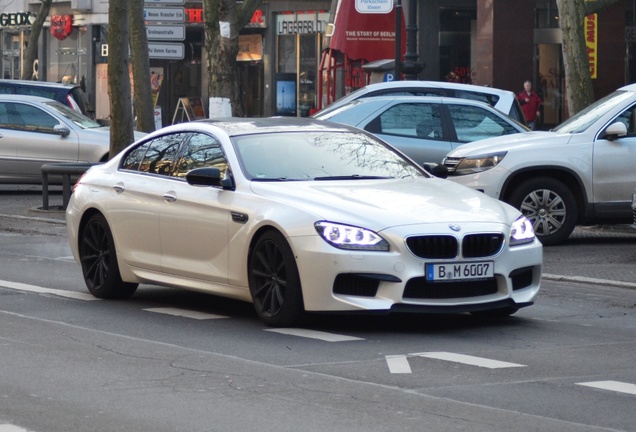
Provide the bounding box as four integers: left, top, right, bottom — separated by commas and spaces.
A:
313, 175, 393, 181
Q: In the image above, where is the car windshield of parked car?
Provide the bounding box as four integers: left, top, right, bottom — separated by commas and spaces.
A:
552, 90, 634, 134
233, 131, 425, 181
45, 101, 101, 129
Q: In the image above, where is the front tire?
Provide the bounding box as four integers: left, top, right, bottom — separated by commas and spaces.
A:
79, 213, 138, 299
506, 177, 578, 246
248, 230, 304, 327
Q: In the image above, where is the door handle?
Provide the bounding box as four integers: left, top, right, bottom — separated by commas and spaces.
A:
163, 193, 176, 202
113, 184, 124, 193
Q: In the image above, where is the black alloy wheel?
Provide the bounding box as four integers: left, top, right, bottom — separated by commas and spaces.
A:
248, 230, 304, 327
79, 213, 138, 299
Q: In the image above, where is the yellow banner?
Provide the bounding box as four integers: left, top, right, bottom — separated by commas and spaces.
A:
586, 14, 597, 79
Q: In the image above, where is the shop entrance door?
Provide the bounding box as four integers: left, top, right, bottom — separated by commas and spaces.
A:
538, 44, 564, 128
238, 62, 263, 117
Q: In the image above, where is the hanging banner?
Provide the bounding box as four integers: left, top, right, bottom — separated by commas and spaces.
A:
586, 14, 597, 79
328, 0, 405, 62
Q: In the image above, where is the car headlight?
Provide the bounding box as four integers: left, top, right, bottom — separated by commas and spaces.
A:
510, 216, 535, 246
452, 152, 507, 175
314, 221, 389, 251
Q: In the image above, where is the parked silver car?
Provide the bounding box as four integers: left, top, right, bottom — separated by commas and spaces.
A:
315, 80, 527, 126
314, 96, 528, 164
0, 95, 146, 184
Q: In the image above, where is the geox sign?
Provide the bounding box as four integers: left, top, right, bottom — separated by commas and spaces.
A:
0, 12, 33, 27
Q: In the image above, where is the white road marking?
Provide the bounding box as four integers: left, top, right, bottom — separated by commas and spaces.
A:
577, 380, 636, 395
411, 352, 526, 369
0, 279, 98, 301
264, 328, 363, 342
385, 355, 412, 374
0, 424, 31, 432
143, 307, 228, 320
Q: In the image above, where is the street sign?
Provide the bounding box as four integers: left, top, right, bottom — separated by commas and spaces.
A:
355, 0, 393, 14
143, 0, 184, 4
148, 42, 184, 59
146, 24, 185, 41
143, 7, 185, 22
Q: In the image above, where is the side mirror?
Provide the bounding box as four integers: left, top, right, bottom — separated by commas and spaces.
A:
603, 121, 627, 141
186, 167, 234, 190
421, 162, 448, 179
53, 124, 71, 137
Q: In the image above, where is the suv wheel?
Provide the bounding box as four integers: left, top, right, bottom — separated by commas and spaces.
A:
507, 177, 578, 246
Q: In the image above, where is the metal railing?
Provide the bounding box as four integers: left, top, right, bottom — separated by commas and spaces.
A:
40, 162, 98, 210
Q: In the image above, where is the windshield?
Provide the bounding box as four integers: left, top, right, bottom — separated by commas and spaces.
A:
233, 131, 426, 181
44, 101, 101, 129
552, 90, 634, 134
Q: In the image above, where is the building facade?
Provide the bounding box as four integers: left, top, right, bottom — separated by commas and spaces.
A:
0, 0, 633, 128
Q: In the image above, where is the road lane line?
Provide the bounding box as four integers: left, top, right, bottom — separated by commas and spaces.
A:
264, 328, 363, 342
0, 279, 98, 301
577, 380, 636, 395
0, 424, 31, 432
143, 307, 228, 320
412, 352, 526, 369
386, 355, 412, 374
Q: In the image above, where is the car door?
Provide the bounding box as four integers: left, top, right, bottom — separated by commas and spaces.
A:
592, 104, 636, 214
159, 132, 231, 284
362, 101, 452, 164
107, 133, 186, 272
445, 102, 521, 149
0, 101, 80, 178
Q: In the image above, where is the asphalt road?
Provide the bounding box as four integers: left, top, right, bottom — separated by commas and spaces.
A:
0, 186, 635, 431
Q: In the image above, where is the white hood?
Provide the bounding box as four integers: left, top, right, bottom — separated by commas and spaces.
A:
447, 130, 573, 157
250, 177, 520, 230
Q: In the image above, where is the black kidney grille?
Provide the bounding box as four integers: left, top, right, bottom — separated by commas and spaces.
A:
406, 235, 458, 259
462, 233, 505, 258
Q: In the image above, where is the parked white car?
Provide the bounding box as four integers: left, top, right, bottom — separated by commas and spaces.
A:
315, 80, 527, 126
443, 83, 636, 246
66, 117, 542, 326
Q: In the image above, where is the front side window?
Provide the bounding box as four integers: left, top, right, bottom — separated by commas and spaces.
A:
448, 104, 517, 142
368, 103, 444, 140
173, 133, 228, 178
0, 102, 58, 131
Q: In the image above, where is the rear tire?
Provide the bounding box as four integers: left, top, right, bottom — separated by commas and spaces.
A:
506, 177, 578, 246
248, 230, 304, 327
79, 213, 138, 299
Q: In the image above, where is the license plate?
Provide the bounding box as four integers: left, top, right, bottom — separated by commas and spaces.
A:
425, 261, 494, 281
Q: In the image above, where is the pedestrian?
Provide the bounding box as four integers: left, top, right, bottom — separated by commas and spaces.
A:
518, 80, 542, 130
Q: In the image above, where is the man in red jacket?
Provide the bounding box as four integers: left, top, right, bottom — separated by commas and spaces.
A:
518, 80, 542, 130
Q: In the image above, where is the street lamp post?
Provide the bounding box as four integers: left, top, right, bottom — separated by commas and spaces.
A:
395, 0, 424, 81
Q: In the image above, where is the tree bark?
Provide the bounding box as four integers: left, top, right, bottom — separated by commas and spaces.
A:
129, 0, 155, 132
108, 0, 135, 157
202, 0, 260, 117
556, 0, 621, 116
22, 0, 52, 81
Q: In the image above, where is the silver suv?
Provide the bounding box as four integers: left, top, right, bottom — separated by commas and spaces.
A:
315, 80, 527, 126
443, 83, 636, 246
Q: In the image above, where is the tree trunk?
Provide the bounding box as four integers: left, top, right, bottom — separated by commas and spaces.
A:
22, 0, 52, 81
202, 0, 260, 117
108, 0, 135, 157
129, 0, 156, 132
556, 0, 595, 116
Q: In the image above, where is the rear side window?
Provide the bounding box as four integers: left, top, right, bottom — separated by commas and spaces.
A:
121, 133, 189, 176
448, 104, 518, 142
